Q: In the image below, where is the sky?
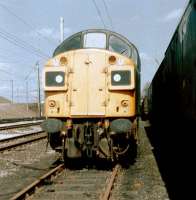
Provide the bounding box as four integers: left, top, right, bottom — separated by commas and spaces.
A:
0, 0, 188, 102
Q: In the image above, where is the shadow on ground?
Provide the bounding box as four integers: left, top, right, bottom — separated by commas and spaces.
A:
145, 119, 194, 200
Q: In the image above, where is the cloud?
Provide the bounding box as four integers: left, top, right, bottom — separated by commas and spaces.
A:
159, 8, 183, 23
29, 27, 72, 41
0, 85, 10, 91
0, 62, 11, 70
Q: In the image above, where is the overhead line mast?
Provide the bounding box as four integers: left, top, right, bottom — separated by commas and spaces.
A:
60, 17, 64, 43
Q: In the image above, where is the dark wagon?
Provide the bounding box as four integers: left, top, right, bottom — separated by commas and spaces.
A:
146, 1, 196, 198
150, 0, 196, 123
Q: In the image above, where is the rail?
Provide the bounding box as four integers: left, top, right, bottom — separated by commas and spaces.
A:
0, 120, 43, 131
99, 164, 121, 200
10, 164, 64, 200
0, 131, 47, 152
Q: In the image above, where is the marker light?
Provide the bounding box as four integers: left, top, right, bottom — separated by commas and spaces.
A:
60, 56, 68, 66
109, 55, 116, 65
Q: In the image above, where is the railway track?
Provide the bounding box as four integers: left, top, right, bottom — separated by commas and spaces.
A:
1, 123, 169, 200
0, 117, 44, 124
0, 120, 43, 131
10, 164, 121, 200
0, 131, 47, 152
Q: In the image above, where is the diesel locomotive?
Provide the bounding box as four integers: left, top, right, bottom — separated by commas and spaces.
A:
42, 29, 141, 163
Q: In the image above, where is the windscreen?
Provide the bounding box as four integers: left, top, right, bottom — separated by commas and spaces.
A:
83, 33, 106, 48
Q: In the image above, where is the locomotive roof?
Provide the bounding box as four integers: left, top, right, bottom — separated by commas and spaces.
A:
53, 29, 140, 61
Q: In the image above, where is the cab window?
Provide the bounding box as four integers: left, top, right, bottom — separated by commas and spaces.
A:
83, 33, 106, 48
53, 34, 81, 56
109, 35, 131, 57
132, 49, 138, 65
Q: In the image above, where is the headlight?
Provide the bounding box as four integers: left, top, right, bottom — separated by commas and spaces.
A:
113, 73, 122, 82
45, 71, 65, 86
55, 75, 64, 83
111, 70, 131, 86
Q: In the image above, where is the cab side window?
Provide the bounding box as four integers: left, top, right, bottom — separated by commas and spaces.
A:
53, 34, 81, 56
63, 35, 81, 51
132, 49, 138, 65
109, 35, 131, 57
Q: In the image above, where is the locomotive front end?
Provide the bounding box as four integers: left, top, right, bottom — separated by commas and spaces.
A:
42, 29, 140, 164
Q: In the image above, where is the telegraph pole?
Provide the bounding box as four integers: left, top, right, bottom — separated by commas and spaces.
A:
11, 80, 13, 104
16, 88, 19, 102
36, 61, 41, 117
26, 80, 29, 112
